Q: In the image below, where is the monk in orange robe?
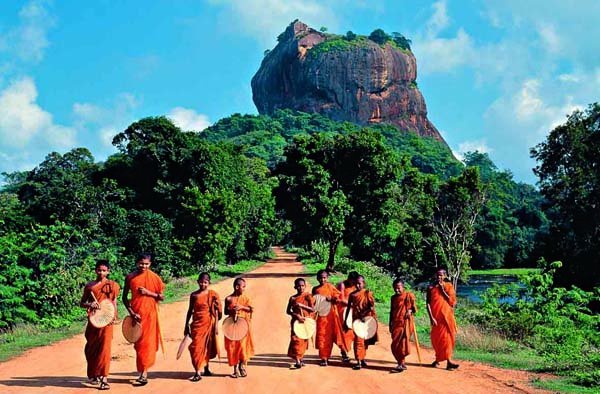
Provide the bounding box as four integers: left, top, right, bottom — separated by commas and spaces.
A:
336, 271, 359, 363
286, 278, 315, 369
122, 253, 165, 385
183, 272, 222, 381
426, 268, 459, 370
80, 260, 120, 390
389, 278, 417, 372
224, 278, 254, 378
312, 269, 346, 366
345, 275, 378, 370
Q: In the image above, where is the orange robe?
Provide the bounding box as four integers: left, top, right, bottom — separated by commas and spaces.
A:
390, 291, 417, 363
287, 292, 314, 360
427, 282, 457, 362
84, 280, 120, 379
350, 289, 378, 361
337, 283, 356, 352
313, 283, 346, 359
224, 294, 254, 366
126, 270, 165, 373
188, 290, 222, 370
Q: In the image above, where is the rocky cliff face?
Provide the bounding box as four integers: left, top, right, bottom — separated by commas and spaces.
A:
251, 20, 445, 143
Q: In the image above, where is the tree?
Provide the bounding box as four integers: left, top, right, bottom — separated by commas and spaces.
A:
428, 167, 485, 288
345, 31, 357, 41
368, 29, 391, 45
319, 26, 328, 33
530, 103, 600, 290
391, 32, 412, 50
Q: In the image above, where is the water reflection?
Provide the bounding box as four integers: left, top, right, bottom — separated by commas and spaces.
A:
457, 274, 524, 304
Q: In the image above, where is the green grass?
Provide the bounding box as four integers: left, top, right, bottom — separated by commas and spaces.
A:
533, 378, 600, 394
469, 268, 540, 276
0, 259, 265, 362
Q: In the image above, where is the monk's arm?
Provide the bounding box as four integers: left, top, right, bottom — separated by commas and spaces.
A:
343, 295, 353, 329
183, 294, 194, 336
425, 289, 437, 326
122, 277, 140, 321
79, 285, 97, 309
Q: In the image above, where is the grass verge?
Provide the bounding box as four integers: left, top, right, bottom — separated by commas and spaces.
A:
0, 259, 265, 362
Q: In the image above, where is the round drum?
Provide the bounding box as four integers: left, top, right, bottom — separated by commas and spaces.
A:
313, 295, 331, 317
88, 299, 116, 328
353, 316, 378, 340
222, 316, 249, 341
122, 315, 143, 343
293, 317, 316, 339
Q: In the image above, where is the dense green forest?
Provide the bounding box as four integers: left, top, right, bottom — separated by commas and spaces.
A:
0, 106, 597, 333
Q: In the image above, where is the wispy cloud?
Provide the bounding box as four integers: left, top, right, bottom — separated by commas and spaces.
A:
207, 0, 339, 46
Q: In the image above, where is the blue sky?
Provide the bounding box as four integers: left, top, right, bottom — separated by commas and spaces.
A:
1, 0, 598, 183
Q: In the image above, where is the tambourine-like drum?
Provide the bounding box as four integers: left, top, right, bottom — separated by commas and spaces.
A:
293, 317, 316, 340
122, 315, 143, 343
343, 307, 353, 328
222, 316, 249, 341
313, 295, 331, 317
353, 316, 378, 340
176, 335, 192, 360
88, 299, 116, 328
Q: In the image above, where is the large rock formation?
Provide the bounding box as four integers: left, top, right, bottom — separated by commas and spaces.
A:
251, 20, 445, 143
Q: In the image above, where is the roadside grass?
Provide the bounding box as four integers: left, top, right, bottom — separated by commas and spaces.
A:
469, 268, 540, 276
0, 259, 265, 362
533, 378, 600, 394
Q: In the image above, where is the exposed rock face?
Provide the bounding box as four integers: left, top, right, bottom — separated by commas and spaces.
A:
251, 20, 445, 143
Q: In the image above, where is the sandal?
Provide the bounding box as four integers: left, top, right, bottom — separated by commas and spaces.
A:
446, 361, 460, 371
352, 363, 362, 370
99, 381, 110, 390
88, 377, 100, 386
239, 365, 247, 377
135, 376, 148, 386
230, 371, 239, 379
319, 360, 328, 367
203, 367, 213, 377
431, 361, 440, 368
300, 359, 305, 367
190, 374, 202, 382
390, 366, 403, 373
360, 360, 368, 367
292, 362, 302, 369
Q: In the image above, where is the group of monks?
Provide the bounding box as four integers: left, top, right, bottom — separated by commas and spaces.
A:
80, 254, 459, 390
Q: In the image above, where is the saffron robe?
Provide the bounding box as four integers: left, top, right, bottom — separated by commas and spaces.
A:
337, 283, 356, 352
313, 283, 346, 359
390, 291, 417, 363
126, 270, 165, 373
224, 293, 254, 366
188, 289, 222, 370
427, 282, 457, 362
84, 279, 120, 379
350, 289, 378, 361
287, 292, 314, 360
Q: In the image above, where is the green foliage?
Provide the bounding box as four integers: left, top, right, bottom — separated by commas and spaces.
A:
531, 103, 600, 290
470, 260, 600, 387
391, 32, 412, 50
368, 28, 391, 45
344, 30, 357, 41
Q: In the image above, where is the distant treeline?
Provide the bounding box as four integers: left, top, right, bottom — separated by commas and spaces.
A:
1, 105, 598, 329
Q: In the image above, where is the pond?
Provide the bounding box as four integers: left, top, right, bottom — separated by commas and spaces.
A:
457, 274, 524, 304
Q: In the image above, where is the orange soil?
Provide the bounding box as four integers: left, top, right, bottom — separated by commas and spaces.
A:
0, 248, 550, 393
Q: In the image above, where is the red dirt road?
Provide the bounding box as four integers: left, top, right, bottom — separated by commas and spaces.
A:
0, 249, 549, 393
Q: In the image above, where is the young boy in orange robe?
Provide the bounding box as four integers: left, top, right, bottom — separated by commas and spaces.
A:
122, 253, 165, 385
183, 272, 222, 381
389, 278, 417, 372
80, 260, 120, 390
426, 268, 459, 370
312, 269, 346, 366
344, 275, 378, 370
286, 278, 315, 369
336, 271, 359, 363
224, 278, 254, 378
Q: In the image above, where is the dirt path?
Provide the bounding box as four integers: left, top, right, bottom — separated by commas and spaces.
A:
0, 248, 548, 393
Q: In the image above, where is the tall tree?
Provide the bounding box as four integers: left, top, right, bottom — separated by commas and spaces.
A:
530, 103, 600, 289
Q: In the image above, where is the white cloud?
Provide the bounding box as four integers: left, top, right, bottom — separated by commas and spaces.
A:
453, 139, 492, 162
208, 0, 338, 46
0, 77, 75, 148
426, 0, 449, 36
558, 74, 580, 83
536, 23, 562, 54
167, 107, 211, 131
413, 28, 474, 74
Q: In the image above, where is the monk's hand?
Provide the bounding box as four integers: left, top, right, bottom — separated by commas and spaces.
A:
298, 316, 306, 323
90, 301, 100, 310
137, 286, 149, 296
430, 317, 438, 326
131, 312, 142, 323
